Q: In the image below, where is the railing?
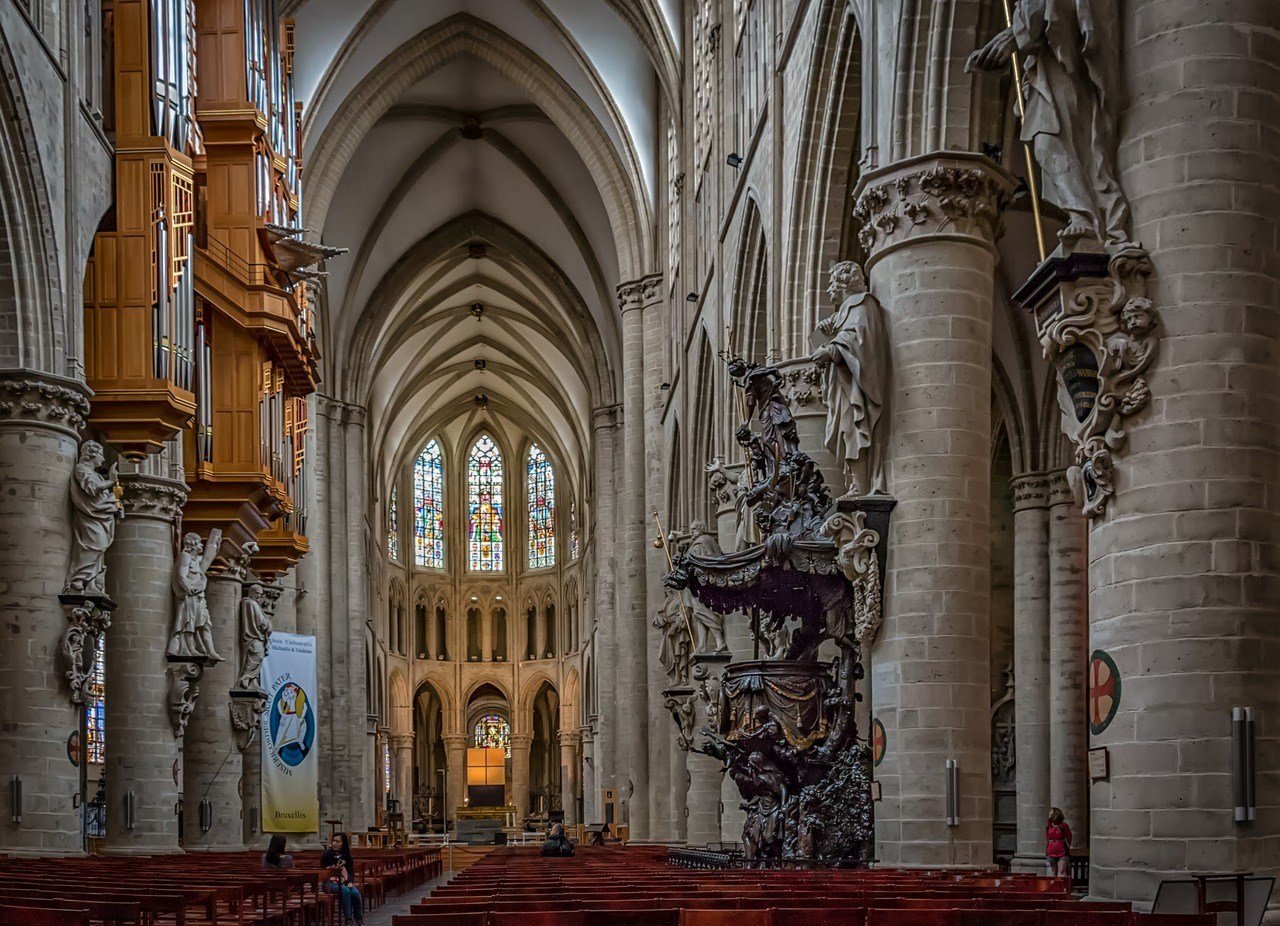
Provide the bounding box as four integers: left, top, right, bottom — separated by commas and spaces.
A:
668, 847, 742, 869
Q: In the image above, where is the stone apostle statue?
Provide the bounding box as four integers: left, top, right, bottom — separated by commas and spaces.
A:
811, 261, 888, 497
235, 582, 272, 691
653, 593, 692, 685
966, 0, 1132, 250
65, 440, 122, 595
169, 529, 225, 662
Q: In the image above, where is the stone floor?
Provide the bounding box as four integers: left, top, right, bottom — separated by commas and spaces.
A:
361, 872, 452, 926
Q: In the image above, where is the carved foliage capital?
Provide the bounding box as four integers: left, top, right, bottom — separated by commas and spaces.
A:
119, 475, 188, 521
0, 371, 91, 437
1010, 473, 1051, 512
854, 157, 1013, 259
1047, 469, 1075, 508
616, 273, 664, 313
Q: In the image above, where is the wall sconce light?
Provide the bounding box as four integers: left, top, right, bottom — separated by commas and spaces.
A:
1233, 706, 1257, 823
660, 383, 670, 391
125, 790, 137, 831
944, 759, 960, 826
199, 798, 214, 833
686, 292, 699, 303
10, 776, 21, 825
726, 153, 743, 168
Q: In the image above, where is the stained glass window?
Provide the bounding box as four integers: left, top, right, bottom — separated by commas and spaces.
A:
467, 435, 504, 571
413, 440, 445, 568
386, 485, 399, 560
383, 737, 392, 795
473, 712, 511, 756
569, 499, 581, 561
527, 443, 556, 569
86, 635, 106, 765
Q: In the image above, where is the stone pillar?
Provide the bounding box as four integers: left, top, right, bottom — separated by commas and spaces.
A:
1009, 473, 1051, 872
854, 152, 1013, 866
688, 653, 731, 847
1046, 470, 1088, 850
436, 607, 447, 661
558, 730, 580, 826
532, 610, 544, 661
182, 569, 244, 849
443, 733, 466, 826
393, 733, 414, 813
482, 610, 494, 662
0, 373, 92, 854
580, 726, 597, 824
102, 474, 187, 854
510, 732, 533, 820
590, 407, 618, 792
615, 277, 659, 840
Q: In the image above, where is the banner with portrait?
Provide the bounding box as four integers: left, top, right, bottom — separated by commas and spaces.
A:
261, 632, 319, 832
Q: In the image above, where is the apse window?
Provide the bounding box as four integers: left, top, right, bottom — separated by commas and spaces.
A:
468, 435, 504, 571
414, 439, 445, 568
527, 443, 556, 569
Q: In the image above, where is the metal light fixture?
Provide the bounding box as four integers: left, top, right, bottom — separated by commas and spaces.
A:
726, 153, 743, 168
125, 790, 137, 831
10, 776, 21, 825
944, 760, 960, 826
199, 798, 213, 833
686, 292, 699, 303
1233, 707, 1257, 823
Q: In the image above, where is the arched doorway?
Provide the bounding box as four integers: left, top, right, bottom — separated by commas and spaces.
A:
412, 682, 446, 830
529, 682, 560, 819
466, 683, 511, 809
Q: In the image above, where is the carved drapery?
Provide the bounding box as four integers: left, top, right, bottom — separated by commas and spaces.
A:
168, 660, 204, 737
59, 596, 114, 705
818, 508, 883, 646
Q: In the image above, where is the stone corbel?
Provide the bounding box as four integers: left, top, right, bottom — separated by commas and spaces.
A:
58, 594, 115, 705
818, 502, 892, 647
229, 688, 269, 751
1014, 244, 1158, 518
662, 686, 697, 752
167, 658, 205, 738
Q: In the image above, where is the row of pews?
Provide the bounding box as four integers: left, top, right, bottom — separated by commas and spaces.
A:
394, 847, 1215, 926
0, 847, 441, 926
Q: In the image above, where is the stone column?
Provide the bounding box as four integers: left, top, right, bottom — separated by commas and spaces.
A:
482, 610, 494, 661
615, 277, 659, 840
558, 730, 580, 826
532, 610, 545, 661
855, 152, 1013, 867
580, 725, 597, 824
1009, 473, 1051, 872
393, 733, 414, 814
182, 567, 245, 849
102, 474, 187, 854
590, 407, 618, 792
1046, 470, 1088, 850
443, 733, 466, 826
510, 732, 533, 820
0, 373, 91, 854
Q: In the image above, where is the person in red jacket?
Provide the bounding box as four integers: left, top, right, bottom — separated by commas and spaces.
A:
1046, 807, 1072, 877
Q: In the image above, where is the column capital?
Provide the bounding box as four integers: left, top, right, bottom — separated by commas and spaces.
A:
510, 732, 534, 748
1010, 472, 1051, 513
616, 273, 664, 314
557, 729, 581, 748
442, 732, 468, 748
119, 473, 188, 522
592, 404, 621, 431
0, 368, 91, 438
1047, 468, 1075, 508
852, 150, 1015, 267
315, 393, 366, 427
391, 731, 415, 749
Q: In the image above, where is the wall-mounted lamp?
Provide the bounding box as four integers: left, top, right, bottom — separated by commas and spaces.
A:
10, 776, 21, 825
944, 759, 960, 827
726, 153, 743, 168
1233, 706, 1257, 823
199, 798, 214, 833
125, 790, 137, 831
660, 383, 671, 391
686, 292, 699, 303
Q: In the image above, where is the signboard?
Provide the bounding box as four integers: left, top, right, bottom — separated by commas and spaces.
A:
1087, 747, 1110, 782
261, 632, 319, 832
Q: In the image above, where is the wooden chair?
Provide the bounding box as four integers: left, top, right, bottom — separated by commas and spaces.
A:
0, 906, 89, 926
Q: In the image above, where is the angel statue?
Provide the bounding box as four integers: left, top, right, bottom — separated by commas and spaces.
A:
169, 529, 225, 662
235, 582, 272, 691
65, 440, 122, 595
811, 261, 888, 498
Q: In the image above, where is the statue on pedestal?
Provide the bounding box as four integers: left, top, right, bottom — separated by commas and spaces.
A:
65, 440, 122, 596
653, 593, 692, 685
966, 0, 1131, 250
235, 582, 272, 691
811, 262, 888, 498
169, 529, 224, 662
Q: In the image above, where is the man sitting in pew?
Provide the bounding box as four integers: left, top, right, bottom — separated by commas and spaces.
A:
540, 822, 575, 857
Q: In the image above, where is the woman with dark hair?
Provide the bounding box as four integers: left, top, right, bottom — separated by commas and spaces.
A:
262, 834, 294, 869
320, 832, 365, 925
1045, 807, 1073, 878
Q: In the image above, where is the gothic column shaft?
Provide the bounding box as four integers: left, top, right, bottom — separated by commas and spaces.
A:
393, 734, 414, 811
483, 610, 494, 661
615, 279, 655, 839
1047, 471, 1088, 848
510, 733, 533, 820
580, 728, 598, 824
443, 733, 466, 825
182, 573, 243, 849
0, 373, 91, 853
532, 610, 544, 659
558, 731, 580, 826
102, 474, 187, 854
1010, 474, 1051, 871
343, 407, 372, 829
857, 152, 1013, 866
591, 408, 618, 794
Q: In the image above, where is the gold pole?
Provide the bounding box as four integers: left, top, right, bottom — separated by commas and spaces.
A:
999, 0, 1047, 262
652, 510, 697, 646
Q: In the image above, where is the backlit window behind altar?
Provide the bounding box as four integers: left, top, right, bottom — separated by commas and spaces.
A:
527, 443, 556, 569
468, 435, 504, 571
87, 635, 106, 765
473, 713, 511, 756
414, 440, 445, 568
386, 485, 399, 560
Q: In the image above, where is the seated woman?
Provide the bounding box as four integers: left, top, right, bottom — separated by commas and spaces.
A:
262, 834, 294, 869
540, 822, 575, 857
320, 832, 365, 925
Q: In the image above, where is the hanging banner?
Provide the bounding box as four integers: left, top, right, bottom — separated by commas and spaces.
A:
261, 632, 319, 832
